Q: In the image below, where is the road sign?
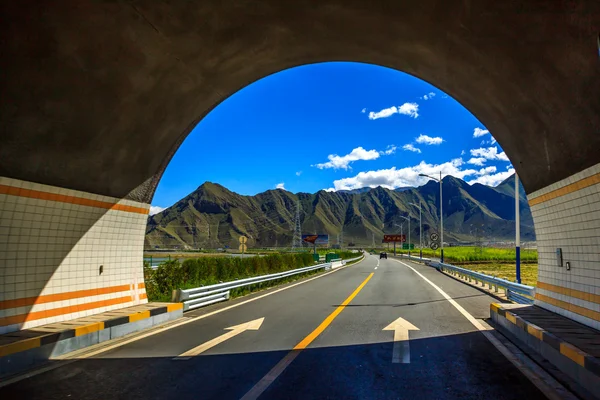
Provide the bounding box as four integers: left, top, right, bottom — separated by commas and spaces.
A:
302, 234, 329, 245
383, 234, 406, 243
430, 233, 439, 242
402, 243, 414, 250
430, 242, 439, 250
239, 244, 247, 252
239, 236, 247, 244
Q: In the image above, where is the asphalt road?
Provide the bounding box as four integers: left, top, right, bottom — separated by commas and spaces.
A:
1, 254, 549, 399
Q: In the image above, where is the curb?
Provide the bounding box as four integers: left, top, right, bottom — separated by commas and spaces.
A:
0, 303, 183, 360
490, 303, 600, 379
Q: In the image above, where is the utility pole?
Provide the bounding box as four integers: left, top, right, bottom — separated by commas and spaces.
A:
292, 200, 303, 250
372, 232, 375, 248
515, 173, 521, 284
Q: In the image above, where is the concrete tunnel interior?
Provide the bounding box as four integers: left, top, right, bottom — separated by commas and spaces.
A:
1, 1, 600, 334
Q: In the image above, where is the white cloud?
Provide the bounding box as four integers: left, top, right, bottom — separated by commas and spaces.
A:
468, 168, 515, 186
361, 108, 366, 113
476, 166, 497, 175
295, 171, 302, 176
420, 92, 436, 100
473, 127, 490, 138
480, 139, 488, 146
313, 147, 380, 170
368, 102, 419, 120
368, 106, 397, 120
402, 144, 421, 153
276, 182, 286, 190
491, 136, 497, 144
467, 157, 487, 166
329, 158, 477, 191
415, 134, 444, 145
470, 146, 509, 162
379, 145, 397, 155
149, 206, 166, 216
461, 150, 466, 156
398, 102, 419, 118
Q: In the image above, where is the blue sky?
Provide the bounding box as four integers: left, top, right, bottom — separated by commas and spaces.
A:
151, 62, 514, 214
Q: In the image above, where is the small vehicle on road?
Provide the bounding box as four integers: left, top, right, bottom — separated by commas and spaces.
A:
380, 252, 387, 259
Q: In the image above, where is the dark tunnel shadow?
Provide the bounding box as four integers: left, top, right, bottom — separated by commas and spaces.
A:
331, 293, 491, 308
0, 332, 549, 400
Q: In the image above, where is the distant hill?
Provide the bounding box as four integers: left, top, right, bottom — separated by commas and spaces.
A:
145, 175, 535, 249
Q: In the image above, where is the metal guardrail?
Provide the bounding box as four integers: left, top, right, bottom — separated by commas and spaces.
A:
395, 254, 432, 263
173, 255, 364, 311
435, 262, 535, 304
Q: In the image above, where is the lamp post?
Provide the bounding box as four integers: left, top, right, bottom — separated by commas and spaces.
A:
398, 215, 411, 257
394, 223, 403, 257
409, 201, 422, 259
515, 173, 521, 284
419, 172, 444, 263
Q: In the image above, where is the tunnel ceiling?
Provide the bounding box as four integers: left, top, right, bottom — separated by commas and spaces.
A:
1, 1, 599, 203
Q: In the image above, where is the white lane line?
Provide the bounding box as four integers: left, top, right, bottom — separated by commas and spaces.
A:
1, 256, 369, 388
374, 267, 378, 270
377, 259, 380, 267
392, 259, 577, 400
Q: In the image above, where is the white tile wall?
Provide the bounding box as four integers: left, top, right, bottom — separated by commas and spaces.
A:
529, 163, 600, 329
0, 177, 149, 333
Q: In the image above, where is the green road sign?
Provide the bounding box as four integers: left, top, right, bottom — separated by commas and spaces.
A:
402, 243, 414, 250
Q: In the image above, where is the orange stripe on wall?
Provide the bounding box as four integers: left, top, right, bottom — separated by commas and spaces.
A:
0, 283, 147, 310
0, 296, 133, 327
538, 281, 600, 305
536, 293, 600, 322
528, 173, 600, 206
0, 184, 149, 215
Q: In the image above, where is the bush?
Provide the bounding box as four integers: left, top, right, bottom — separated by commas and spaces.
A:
144, 252, 315, 301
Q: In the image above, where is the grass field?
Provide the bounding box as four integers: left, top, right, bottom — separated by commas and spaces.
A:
385, 246, 537, 263
455, 263, 538, 287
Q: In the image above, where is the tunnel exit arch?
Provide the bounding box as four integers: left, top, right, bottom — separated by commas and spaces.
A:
1, 1, 599, 333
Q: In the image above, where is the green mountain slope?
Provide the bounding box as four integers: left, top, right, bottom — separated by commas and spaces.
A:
145, 175, 535, 249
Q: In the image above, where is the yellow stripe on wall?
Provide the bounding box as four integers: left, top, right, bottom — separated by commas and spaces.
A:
528, 172, 600, 206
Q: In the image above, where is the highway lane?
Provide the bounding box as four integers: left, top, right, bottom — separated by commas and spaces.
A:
1, 254, 550, 399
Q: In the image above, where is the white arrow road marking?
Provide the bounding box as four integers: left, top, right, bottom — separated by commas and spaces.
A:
174, 318, 264, 360
383, 317, 419, 363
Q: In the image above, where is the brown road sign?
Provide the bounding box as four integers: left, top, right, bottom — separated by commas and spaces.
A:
239, 236, 248, 244
239, 244, 247, 252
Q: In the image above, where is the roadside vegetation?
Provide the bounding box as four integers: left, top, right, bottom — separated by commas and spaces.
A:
144, 251, 361, 302
452, 263, 538, 287
380, 246, 537, 263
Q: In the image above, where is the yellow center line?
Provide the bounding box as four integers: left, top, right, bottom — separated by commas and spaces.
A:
240, 272, 374, 400
294, 272, 374, 350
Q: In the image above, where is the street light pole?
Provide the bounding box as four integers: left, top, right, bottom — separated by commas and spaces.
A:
419, 172, 444, 263
398, 215, 411, 257
394, 223, 404, 257
515, 172, 521, 284
409, 202, 422, 259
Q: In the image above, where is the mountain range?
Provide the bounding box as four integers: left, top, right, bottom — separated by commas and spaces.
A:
145, 174, 534, 249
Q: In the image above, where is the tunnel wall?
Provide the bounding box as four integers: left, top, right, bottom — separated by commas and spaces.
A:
0, 177, 148, 334
529, 163, 600, 330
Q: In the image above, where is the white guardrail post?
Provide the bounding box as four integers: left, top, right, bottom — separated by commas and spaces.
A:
173, 255, 364, 311
433, 262, 535, 304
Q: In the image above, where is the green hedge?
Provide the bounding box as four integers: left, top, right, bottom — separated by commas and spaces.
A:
144, 252, 315, 302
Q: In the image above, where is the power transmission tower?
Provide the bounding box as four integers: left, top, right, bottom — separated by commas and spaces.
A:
292, 200, 303, 250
